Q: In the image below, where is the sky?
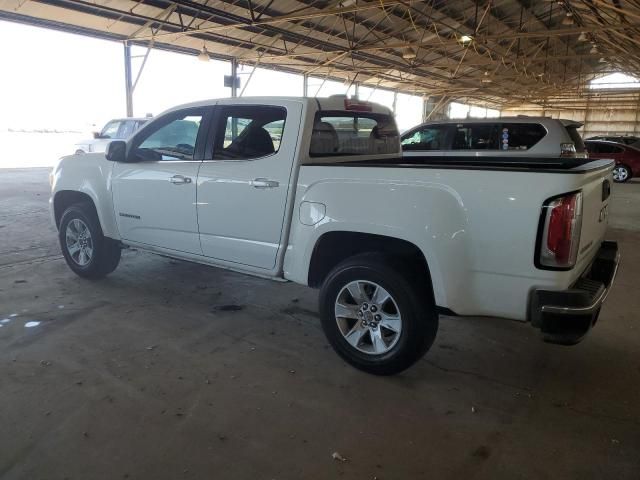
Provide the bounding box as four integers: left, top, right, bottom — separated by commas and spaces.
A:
0, 20, 424, 132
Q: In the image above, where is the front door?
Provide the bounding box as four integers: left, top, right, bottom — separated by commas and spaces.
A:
197, 101, 302, 270
112, 107, 211, 255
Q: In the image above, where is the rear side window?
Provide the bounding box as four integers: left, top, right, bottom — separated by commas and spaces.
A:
402, 126, 450, 151
310, 112, 399, 157
451, 124, 499, 150
565, 126, 585, 153
500, 123, 547, 151
590, 143, 623, 154
213, 106, 286, 160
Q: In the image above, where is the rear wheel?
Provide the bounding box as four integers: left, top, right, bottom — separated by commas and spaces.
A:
59, 203, 121, 279
612, 164, 631, 183
319, 254, 438, 375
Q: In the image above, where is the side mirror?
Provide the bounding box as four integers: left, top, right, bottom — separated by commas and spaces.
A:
92, 131, 100, 139
105, 141, 127, 162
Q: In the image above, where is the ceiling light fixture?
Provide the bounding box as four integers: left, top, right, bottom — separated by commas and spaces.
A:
578, 32, 588, 42
481, 71, 492, 83
590, 45, 598, 54
402, 48, 417, 59
561, 12, 574, 25
197, 46, 210, 62
460, 35, 473, 44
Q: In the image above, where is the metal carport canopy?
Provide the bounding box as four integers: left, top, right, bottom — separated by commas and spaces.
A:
2, 0, 640, 111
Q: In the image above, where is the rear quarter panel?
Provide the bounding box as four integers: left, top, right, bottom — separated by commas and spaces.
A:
284, 162, 613, 321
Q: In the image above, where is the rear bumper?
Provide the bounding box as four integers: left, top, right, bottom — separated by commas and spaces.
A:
530, 241, 619, 345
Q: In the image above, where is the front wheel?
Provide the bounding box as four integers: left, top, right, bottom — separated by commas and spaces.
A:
319, 254, 438, 375
59, 203, 121, 279
613, 164, 631, 183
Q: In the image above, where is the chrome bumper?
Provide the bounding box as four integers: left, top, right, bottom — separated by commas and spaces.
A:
530, 241, 620, 345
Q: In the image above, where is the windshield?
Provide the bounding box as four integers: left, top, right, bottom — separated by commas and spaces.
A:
100, 121, 122, 139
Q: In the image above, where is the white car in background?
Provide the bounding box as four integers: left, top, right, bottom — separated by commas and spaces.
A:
74, 117, 149, 154
401, 117, 587, 159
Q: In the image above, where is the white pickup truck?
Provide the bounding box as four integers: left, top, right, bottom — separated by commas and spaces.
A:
50, 96, 619, 375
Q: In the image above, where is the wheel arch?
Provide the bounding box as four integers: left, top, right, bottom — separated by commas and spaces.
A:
307, 231, 436, 303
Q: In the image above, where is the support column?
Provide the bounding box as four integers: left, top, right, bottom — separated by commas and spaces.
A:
354, 82, 360, 100
392, 91, 398, 115
230, 58, 238, 98
124, 42, 133, 117
303, 73, 308, 97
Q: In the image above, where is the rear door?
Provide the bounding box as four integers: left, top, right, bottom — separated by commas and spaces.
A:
196, 101, 303, 270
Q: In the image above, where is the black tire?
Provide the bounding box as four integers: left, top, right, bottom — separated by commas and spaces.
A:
59, 203, 121, 279
612, 164, 631, 183
319, 253, 438, 375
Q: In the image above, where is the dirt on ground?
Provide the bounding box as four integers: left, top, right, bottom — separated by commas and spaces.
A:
1, 168, 639, 479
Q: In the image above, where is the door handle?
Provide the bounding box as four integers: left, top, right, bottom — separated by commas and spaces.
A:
251, 178, 279, 189
170, 175, 192, 185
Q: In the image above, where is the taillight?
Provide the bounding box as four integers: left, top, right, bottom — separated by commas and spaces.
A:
560, 143, 576, 157
537, 192, 583, 269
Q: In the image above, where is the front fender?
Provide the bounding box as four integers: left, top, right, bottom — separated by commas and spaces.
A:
50, 154, 120, 240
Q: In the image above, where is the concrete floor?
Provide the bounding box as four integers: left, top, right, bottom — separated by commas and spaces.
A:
1, 168, 639, 480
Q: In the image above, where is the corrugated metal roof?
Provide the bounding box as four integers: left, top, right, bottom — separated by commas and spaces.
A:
2, 0, 640, 109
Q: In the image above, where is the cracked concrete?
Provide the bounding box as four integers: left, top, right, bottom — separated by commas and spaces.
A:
1, 168, 639, 479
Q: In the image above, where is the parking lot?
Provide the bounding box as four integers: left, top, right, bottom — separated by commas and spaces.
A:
1, 167, 639, 479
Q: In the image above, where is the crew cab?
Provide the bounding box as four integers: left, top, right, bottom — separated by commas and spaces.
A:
50, 97, 619, 375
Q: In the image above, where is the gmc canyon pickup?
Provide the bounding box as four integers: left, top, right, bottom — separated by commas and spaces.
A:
50, 96, 619, 375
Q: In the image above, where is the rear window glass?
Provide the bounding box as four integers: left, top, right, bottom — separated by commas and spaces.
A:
565, 126, 585, 153
499, 123, 547, 151
310, 112, 399, 157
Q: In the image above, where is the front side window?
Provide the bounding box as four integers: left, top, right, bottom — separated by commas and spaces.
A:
213, 106, 286, 160
310, 112, 399, 157
401, 126, 450, 151
451, 124, 499, 150
134, 112, 203, 161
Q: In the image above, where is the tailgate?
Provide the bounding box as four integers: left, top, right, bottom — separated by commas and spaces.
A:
575, 164, 613, 267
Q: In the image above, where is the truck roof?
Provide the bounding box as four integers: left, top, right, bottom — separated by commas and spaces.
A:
163, 96, 394, 116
